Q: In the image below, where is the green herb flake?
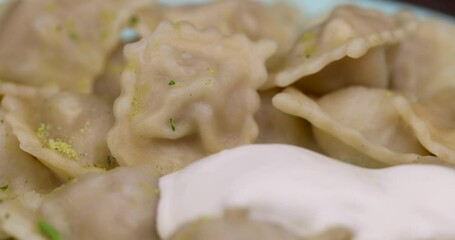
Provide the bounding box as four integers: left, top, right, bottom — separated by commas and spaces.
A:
37, 219, 60, 240
0, 185, 8, 191
168, 80, 176, 86
169, 118, 176, 132
68, 32, 79, 41
129, 15, 139, 26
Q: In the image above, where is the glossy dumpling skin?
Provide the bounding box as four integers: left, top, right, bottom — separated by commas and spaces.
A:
0, 108, 60, 207
0, 0, 152, 93
269, 5, 417, 94
390, 19, 455, 99
3, 89, 114, 181
273, 87, 434, 167
108, 21, 275, 174
394, 89, 455, 165
38, 165, 160, 240
162, 0, 302, 69
0, 108, 60, 240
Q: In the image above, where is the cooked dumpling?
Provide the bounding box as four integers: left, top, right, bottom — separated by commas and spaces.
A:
170, 210, 299, 240
108, 21, 275, 174
254, 89, 320, 152
38, 165, 160, 240
0, 108, 60, 209
268, 5, 417, 94
272, 87, 435, 167
0, 0, 152, 93
394, 89, 455, 164
162, 0, 302, 69
0, 107, 60, 240
390, 19, 455, 99
0, 201, 46, 240
170, 208, 351, 240
3, 89, 114, 181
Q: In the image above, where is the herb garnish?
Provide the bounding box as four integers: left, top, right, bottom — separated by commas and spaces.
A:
0, 185, 8, 191
169, 118, 176, 132
129, 15, 139, 26
168, 80, 176, 86
37, 219, 60, 240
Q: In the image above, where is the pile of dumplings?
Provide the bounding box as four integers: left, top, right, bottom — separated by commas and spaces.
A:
0, 0, 454, 239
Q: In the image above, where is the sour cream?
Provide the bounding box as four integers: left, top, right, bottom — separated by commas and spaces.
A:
157, 144, 455, 240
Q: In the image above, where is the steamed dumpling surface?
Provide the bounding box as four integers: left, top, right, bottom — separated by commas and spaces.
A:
269, 5, 417, 94
108, 21, 275, 174
0, 0, 152, 92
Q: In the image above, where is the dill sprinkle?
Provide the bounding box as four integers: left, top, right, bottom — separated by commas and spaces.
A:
68, 32, 79, 40
129, 15, 139, 26
0, 185, 8, 191
37, 219, 60, 240
169, 118, 176, 132
168, 80, 176, 86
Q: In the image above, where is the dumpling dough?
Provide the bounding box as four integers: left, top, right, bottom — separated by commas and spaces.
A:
254, 89, 320, 152
0, 108, 60, 239
268, 5, 417, 94
3, 88, 114, 181
0, 0, 152, 92
38, 165, 161, 240
272, 87, 434, 167
162, 0, 302, 69
394, 89, 455, 164
169, 209, 351, 240
108, 21, 275, 174
390, 19, 455, 99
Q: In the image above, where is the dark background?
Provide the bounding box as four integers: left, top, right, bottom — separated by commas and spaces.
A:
399, 0, 455, 16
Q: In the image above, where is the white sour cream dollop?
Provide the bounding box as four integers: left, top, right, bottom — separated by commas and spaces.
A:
157, 144, 455, 240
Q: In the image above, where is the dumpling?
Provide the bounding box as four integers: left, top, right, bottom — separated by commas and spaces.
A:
254, 89, 321, 152
169, 209, 351, 240
394, 89, 455, 164
0, 108, 60, 239
0, 0, 152, 93
162, 0, 302, 68
0, 108, 60, 208
3, 89, 114, 181
390, 19, 455, 99
38, 165, 160, 240
0, 201, 46, 240
268, 5, 417, 94
272, 87, 435, 167
108, 21, 275, 174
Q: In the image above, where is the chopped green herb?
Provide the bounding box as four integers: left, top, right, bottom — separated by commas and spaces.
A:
169, 118, 176, 132
68, 32, 79, 40
0, 185, 8, 191
37, 219, 60, 240
129, 15, 139, 26
168, 80, 176, 86
0, 119, 3, 124
4, 213, 10, 219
